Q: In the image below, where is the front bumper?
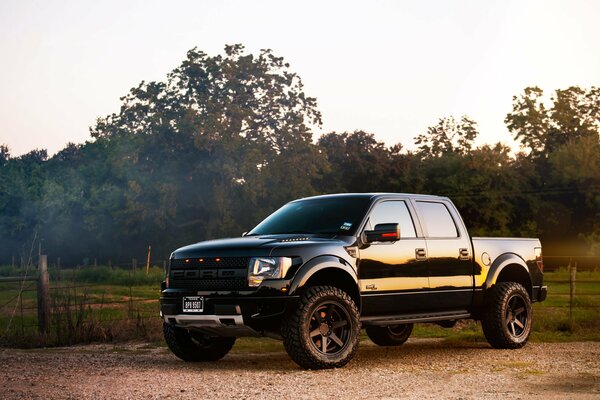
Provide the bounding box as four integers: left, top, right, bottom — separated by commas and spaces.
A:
162, 313, 260, 337
160, 281, 298, 336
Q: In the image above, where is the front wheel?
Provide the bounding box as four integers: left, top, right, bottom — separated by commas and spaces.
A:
282, 286, 360, 369
481, 282, 532, 349
163, 323, 236, 361
366, 323, 413, 346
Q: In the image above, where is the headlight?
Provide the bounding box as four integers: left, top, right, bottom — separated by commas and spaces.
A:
248, 257, 293, 287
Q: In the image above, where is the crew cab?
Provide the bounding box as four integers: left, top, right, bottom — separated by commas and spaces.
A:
160, 193, 547, 369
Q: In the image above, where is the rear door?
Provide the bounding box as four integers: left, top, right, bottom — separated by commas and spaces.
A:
413, 200, 474, 310
358, 199, 430, 315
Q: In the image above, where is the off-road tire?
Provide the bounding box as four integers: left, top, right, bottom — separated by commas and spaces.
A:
366, 323, 413, 346
282, 286, 360, 370
481, 282, 532, 349
163, 322, 236, 361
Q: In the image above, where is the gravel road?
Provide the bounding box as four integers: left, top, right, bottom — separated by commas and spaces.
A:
1, 339, 599, 399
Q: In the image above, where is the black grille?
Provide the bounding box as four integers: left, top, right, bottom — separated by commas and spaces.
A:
169, 257, 251, 291
171, 257, 249, 269
171, 278, 248, 291
171, 268, 246, 280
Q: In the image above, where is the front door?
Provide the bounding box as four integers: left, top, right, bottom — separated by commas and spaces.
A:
359, 199, 430, 316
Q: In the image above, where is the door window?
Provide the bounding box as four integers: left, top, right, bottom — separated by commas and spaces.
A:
366, 201, 416, 238
415, 201, 458, 238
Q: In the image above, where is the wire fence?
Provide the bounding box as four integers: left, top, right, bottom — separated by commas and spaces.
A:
0, 254, 599, 347
539, 256, 600, 331
0, 258, 167, 347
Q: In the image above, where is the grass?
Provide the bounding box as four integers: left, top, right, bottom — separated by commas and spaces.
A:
409, 268, 600, 344
0, 264, 164, 347
0, 266, 598, 347
57, 265, 165, 286
0, 264, 165, 286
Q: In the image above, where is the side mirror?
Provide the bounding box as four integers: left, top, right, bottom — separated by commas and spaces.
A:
241, 232, 248, 237
364, 223, 400, 243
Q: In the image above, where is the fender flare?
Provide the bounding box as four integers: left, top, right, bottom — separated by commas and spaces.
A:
483, 253, 531, 291
288, 255, 358, 296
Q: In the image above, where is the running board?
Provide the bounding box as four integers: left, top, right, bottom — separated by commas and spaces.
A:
361, 310, 471, 326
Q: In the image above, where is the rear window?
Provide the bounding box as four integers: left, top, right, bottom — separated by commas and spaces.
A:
416, 201, 458, 238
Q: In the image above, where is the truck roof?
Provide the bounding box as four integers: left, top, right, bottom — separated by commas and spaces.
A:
293, 193, 450, 202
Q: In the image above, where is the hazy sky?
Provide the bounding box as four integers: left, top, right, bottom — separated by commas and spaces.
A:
1, 0, 599, 156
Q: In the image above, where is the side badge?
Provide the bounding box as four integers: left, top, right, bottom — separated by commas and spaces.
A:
366, 284, 377, 290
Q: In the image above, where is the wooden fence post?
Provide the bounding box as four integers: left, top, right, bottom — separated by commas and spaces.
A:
146, 246, 151, 275
56, 256, 61, 281
20, 290, 24, 337
569, 259, 577, 330
37, 254, 50, 334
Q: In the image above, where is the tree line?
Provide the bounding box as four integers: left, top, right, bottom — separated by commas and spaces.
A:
1, 45, 599, 266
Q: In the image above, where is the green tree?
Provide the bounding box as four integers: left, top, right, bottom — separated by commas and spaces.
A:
90, 44, 328, 246
505, 87, 549, 156
0, 145, 9, 166
0, 148, 48, 262
506, 86, 600, 157
417, 144, 517, 236
548, 135, 600, 253
414, 116, 478, 158
317, 131, 393, 193
548, 86, 600, 152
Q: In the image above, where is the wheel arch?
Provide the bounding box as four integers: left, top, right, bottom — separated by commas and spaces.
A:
289, 256, 360, 309
484, 253, 532, 297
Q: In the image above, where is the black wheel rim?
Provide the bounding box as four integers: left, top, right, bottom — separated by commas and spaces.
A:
308, 301, 351, 355
505, 294, 528, 338
388, 324, 409, 336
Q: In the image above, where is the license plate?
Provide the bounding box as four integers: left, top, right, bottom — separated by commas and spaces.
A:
182, 296, 204, 312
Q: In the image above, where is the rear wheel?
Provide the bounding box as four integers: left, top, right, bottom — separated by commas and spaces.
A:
366, 323, 413, 346
163, 323, 236, 361
282, 286, 360, 369
481, 282, 532, 349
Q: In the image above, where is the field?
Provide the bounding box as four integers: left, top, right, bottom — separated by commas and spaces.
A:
0, 266, 599, 348
0, 266, 165, 346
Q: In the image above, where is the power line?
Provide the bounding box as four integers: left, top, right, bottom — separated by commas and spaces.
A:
442, 185, 600, 199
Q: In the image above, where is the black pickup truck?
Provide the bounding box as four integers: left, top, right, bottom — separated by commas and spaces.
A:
160, 193, 547, 369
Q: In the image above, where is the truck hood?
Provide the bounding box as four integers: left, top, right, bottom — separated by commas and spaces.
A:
171, 235, 355, 259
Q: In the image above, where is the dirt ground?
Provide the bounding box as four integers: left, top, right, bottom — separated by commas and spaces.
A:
1, 339, 599, 399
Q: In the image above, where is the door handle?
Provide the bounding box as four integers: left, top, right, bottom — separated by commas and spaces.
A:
415, 248, 427, 261
459, 248, 470, 260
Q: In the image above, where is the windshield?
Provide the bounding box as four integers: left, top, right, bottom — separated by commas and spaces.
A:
248, 197, 371, 236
